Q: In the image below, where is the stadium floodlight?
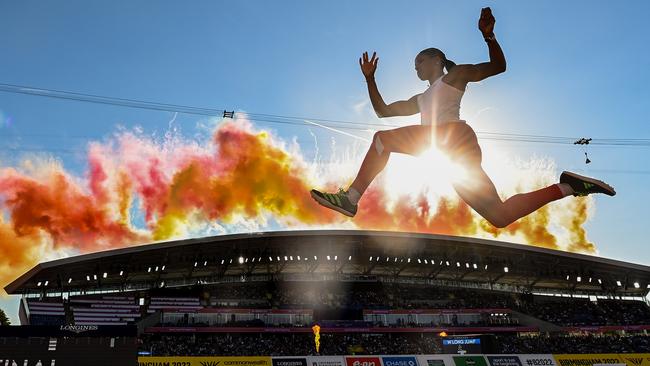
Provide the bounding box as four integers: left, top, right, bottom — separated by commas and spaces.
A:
424, 259, 428, 264
238, 257, 244, 264
566, 275, 570, 281
44, 281, 48, 286
204, 261, 207, 266
93, 274, 97, 280
148, 267, 152, 273
277, 256, 281, 261
616, 280, 622, 286
258, 257, 261, 262
395, 257, 398, 262
334, 255, 338, 261
229, 259, 233, 264
503, 267, 509, 273
465, 263, 470, 268
37, 282, 42, 287
86, 275, 90, 281
120, 270, 124, 276
484, 264, 488, 270
577, 276, 581, 282
327, 255, 331, 261
598, 279, 602, 284
305, 257, 308, 261
446, 261, 450, 266
155, 266, 159, 272
284, 256, 288, 261
348, 255, 352, 261
194, 262, 198, 267
376, 256, 379, 261
160, 281, 165, 288
647, 284, 650, 289
269, 257, 273, 262
221, 259, 225, 265
418, 259, 421, 264
473, 263, 478, 269
634, 282, 640, 289
68, 278, 72, 284
245, 258, 248, 263
407, 258, 411, 263
314, 256, 318, 260
386, 257, 389, 262
588, 277, 592, 283
297, 256, 301, 260
103, 272, 108, 278
456, 262, 460, 267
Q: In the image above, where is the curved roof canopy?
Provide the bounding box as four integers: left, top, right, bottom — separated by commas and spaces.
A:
6, 230, 650, 297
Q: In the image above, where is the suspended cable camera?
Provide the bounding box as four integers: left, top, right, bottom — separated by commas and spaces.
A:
223, 110, 235, 119
574, 138, 592, 164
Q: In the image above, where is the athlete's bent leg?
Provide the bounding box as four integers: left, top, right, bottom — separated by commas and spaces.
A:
349, 125, 430, 196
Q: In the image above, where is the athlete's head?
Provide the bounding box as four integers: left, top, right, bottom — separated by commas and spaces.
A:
415, 48, 456, 81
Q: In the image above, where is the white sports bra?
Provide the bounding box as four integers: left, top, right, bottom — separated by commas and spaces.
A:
417, 75, 465, 125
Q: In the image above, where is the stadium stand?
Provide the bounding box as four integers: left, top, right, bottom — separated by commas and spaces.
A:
5, 230, 650, 356
70, 295, 141, 325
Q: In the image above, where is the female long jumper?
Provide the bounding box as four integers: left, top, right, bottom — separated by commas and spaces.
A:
310, 8, 615, 228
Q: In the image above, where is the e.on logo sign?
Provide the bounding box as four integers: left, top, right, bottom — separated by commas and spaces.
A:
346, 357, 382, 366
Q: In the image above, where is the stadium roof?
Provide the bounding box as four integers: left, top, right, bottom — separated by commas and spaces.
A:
6, 230, 650, 297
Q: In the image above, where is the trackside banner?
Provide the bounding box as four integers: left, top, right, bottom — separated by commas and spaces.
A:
486, 355, 522, 366
516, 355, 557, 366
138, 356, 272, 366
618, 354, 650, 366
382, 356, 419, 366
417, 355, 455, 366
137, 356, 650, 366
452, 356, 488, 366
307, 357, 346, 366
552, 355, 623, 366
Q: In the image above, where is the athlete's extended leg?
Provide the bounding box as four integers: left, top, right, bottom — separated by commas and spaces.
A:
453, 165, 615, 228
453, 166, 566, 228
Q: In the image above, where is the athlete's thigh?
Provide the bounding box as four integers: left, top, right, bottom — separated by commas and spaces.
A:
379, 125, 431, 156
452, 164, 503, 217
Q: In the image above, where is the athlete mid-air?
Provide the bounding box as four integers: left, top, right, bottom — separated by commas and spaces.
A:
311, 7, 615, 227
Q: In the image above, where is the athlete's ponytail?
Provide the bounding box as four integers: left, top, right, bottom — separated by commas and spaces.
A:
419, 47, 455, 72
443, 58, 456, 72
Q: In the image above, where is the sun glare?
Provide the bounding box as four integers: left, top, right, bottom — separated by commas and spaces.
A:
384, 147, 468, 197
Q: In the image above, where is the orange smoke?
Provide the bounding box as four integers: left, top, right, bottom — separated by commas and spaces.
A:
0, 119, 596, 295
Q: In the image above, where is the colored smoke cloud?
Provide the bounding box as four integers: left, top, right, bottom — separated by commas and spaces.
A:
0, 118, 596, 295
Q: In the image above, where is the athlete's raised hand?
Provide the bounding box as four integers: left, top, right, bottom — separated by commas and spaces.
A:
478, 7, 495, 36
359, 51, 378, 80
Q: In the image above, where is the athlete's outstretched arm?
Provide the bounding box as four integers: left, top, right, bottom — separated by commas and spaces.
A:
448, 7, 507, 85
360, 51, 419, 118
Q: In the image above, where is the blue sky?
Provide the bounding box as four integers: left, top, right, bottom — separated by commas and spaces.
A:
1, 1, 649, 323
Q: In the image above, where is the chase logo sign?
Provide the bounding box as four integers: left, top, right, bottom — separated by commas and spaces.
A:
383, 357, 418, 366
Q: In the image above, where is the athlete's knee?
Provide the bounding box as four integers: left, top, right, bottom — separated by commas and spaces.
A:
485, 216, 511, 229
481, 205, 514, 228
373, 131, 386, 155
